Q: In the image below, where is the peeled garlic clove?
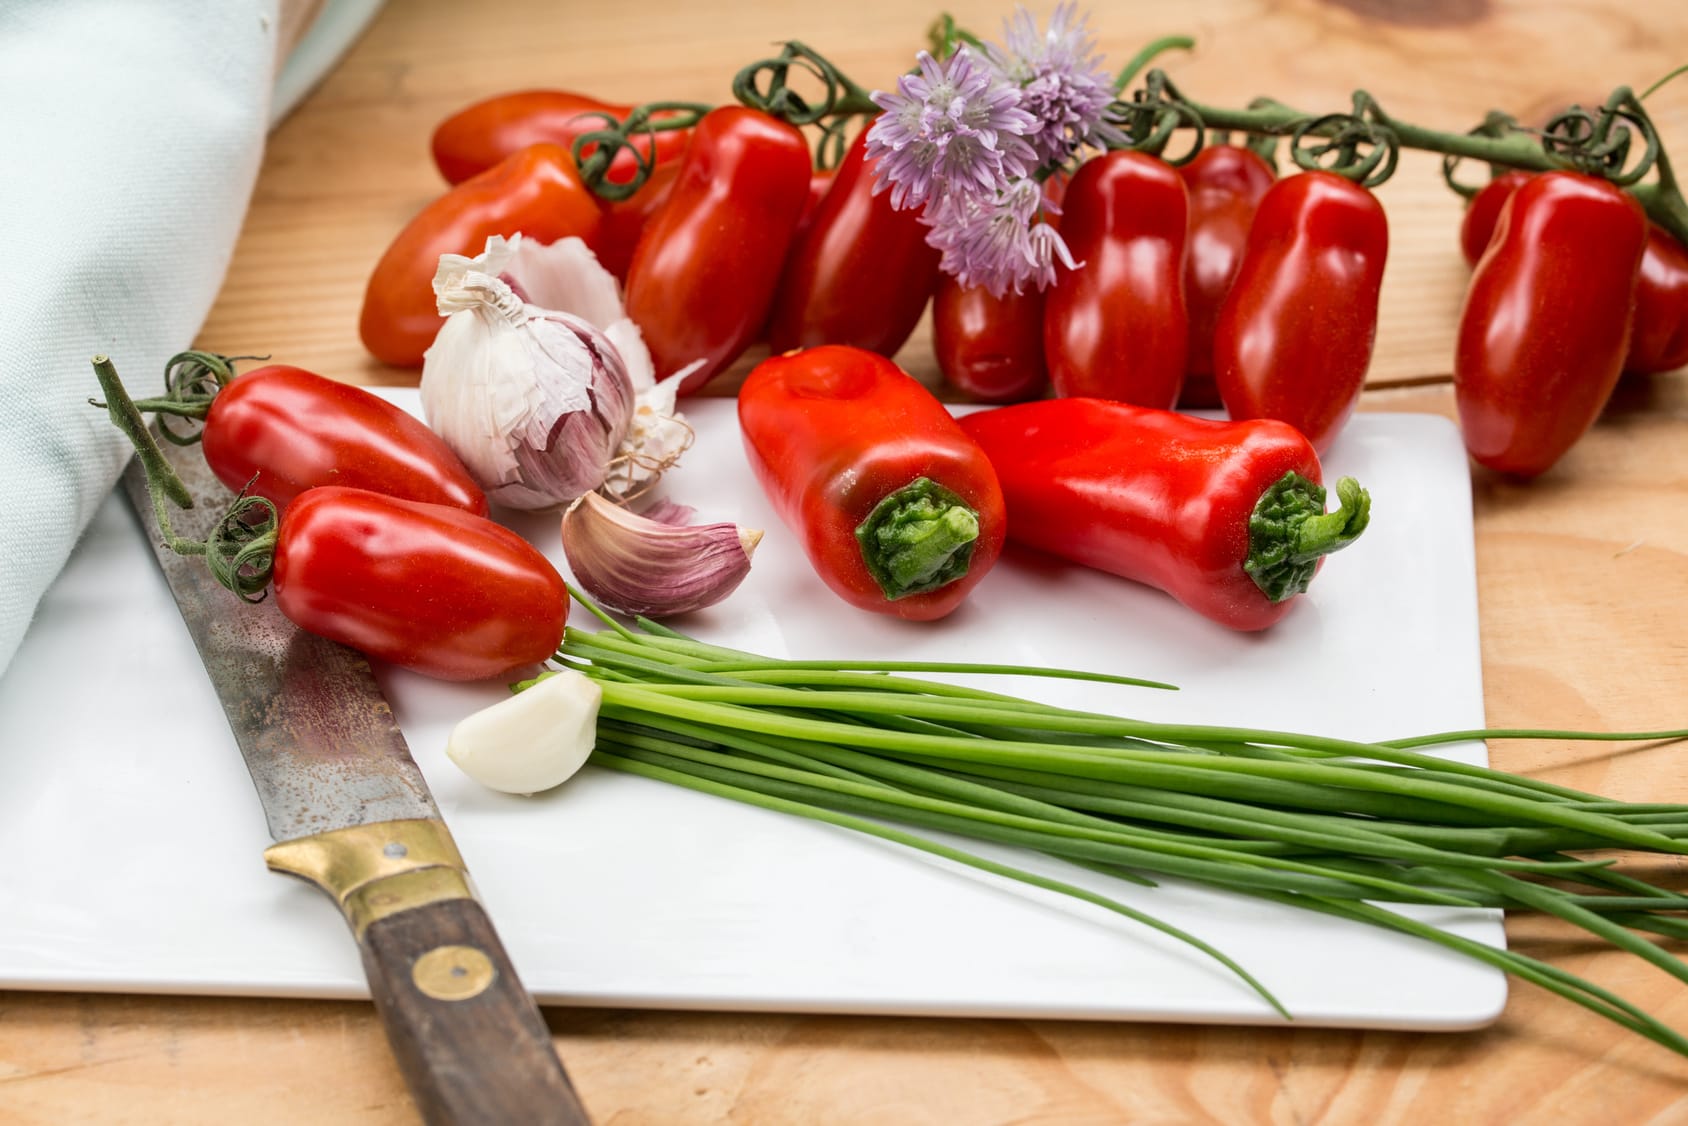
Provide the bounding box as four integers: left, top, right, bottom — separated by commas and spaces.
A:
445, 670, 602, 795
562, 492, 761, 618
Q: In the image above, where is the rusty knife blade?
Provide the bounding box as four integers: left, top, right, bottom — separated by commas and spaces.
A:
118, 448, 437, 842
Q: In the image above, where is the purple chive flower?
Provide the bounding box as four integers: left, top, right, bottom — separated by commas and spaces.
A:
923, 177, 1077, 297
866, 47, 1038, 213
985, 4, 1123, 167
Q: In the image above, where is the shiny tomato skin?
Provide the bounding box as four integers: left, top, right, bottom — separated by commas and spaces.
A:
624, 107, 813, 394
1212, 171, 1388, 454
201, 365, 486, 515
1454, 172, 1647, 476
1044, 151, 1189, 407
794, 167, 838, 244
595, 160, 680, 281
1178, 144, 1275, 407
431, 90, 692, 186
766, 128, 941, 356
1458, 170, 1532, 265
1457, 171, 1683, 376
359, 143, 603, 368
933, 275, 1048, 403
1625, 225, 1688, 375
273, 488, 568, 681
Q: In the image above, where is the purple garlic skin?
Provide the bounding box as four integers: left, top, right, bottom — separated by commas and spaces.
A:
562, 492, 761, 618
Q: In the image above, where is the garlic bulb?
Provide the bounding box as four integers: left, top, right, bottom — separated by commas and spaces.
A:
423, 235, 698, 509
562, 492, 761, 618
445, 669, 602, 795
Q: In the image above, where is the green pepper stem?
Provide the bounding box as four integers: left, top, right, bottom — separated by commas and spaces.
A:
855, 477, 981, 600
1244, 473, 1371, 604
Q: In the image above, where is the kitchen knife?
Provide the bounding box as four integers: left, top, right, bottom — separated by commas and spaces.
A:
115, 396, 591, 1126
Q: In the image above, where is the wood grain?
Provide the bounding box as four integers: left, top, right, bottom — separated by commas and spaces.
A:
6, 0, 1688, 1122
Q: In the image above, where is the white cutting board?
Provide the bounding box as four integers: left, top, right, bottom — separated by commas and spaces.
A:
0, 393, 1503, 1029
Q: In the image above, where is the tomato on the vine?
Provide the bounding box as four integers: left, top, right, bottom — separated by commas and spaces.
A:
431, 90, 692, 186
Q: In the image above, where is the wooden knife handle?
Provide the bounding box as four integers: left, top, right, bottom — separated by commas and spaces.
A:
265, 819, 590, 1125
357, 895, 590, 1126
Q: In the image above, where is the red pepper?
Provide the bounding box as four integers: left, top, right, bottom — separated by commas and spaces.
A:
932, 275, 1049, 403
430, 90, 692, 186
1044, 151, 1189, 407
1628, 225, 1688, 375
738, 346, 1006, 621
1177, 144, 1275, 409
359, 143, 603, 368
624, 107, 812, 394
1454, 171, 1648, 476
1212, 171, 1388, 454
959, 398, 1370, 631
765, 129, 941, 356
274, 488, 568, 681
1458, 170, 1533, 266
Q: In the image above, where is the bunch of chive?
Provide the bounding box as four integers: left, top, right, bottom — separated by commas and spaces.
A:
550, 590, 1688, 1057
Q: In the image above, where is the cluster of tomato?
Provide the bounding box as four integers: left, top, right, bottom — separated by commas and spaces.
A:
1454, 171, 1688, 477
171, 361, 570, 681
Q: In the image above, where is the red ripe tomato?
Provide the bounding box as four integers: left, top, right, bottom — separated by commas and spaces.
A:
359, 143, 603, 368
1628, 225, 1688, 375
1458, 170, 1534, 266
623, 107, 813, 394
1178, 144, 1275, 408
1044, 151, 1189, 408
1212, 171, 1389, 454
594, 160, 681, 282
1454, 171, 1648, 476
933, 275, 1049, 403
273, 488, 568, 681
765, 128, 941, 357
201, 365, 486, 515
431, 90, 692, 186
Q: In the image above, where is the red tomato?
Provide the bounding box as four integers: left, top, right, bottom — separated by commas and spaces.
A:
1178, 144, 1275, 408
1044, 151, 1189, 407
933, 275, 1049, 403
1212, 171, 1388, 454
359, 143, 603, 368
794, 166, 838, 243
765, 128, 941, 356
1458, 170, 1533, 266
1460, 172, 1688, 377
1454, 172, 1648, 476
594, 160, 680, 281
273, 488, 568, 681
431, 90, 692, 186
1628, 225, 1688, 374
624, 107, 813, 394
200, 365, 486, 515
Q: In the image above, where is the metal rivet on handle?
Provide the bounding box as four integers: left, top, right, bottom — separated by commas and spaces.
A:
412, 944, 497, 1001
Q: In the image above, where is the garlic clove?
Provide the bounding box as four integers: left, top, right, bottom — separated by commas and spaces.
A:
562, 492, 761, 618
445, 669, 602, 795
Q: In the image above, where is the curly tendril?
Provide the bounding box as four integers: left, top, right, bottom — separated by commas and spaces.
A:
730, 40, 879, 164
1289, 99, 1398, 187
1540, 89, 1659, 187
206, 487, 280, 602
571, 101, 712, 201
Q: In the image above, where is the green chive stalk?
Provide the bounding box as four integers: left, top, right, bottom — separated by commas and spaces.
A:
547, 589, 1688, 1059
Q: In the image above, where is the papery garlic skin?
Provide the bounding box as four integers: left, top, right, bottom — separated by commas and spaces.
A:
474, 234, 701, 500
562, 492, 762, 618
445, 670, 602, 796
422, 254, 634, 510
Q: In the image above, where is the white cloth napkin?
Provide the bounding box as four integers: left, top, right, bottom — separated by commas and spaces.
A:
0, 0, 380, 681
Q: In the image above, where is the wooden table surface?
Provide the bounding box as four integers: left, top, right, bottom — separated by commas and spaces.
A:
7, 0, 1688, 1121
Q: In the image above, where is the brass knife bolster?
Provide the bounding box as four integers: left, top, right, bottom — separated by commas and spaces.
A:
265, 818, 474, 939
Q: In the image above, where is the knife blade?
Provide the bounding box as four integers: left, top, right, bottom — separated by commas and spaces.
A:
118, 424, 591, 1126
